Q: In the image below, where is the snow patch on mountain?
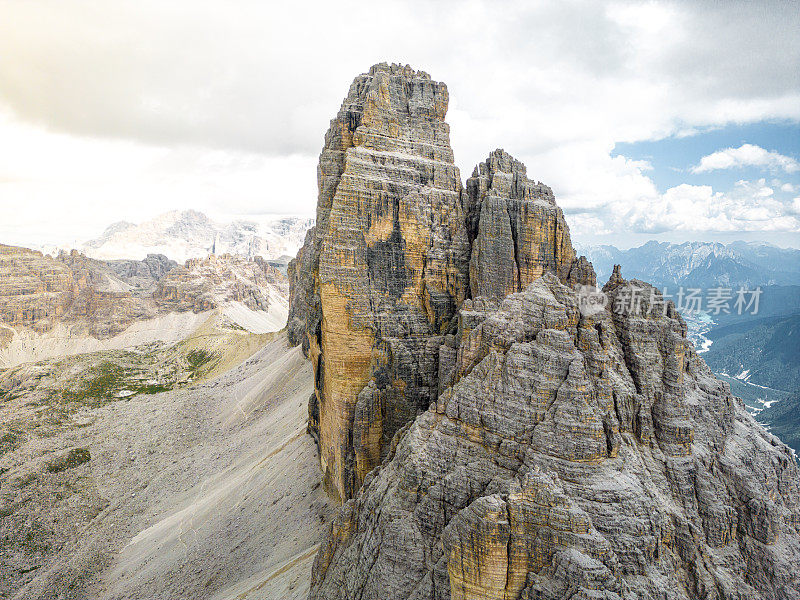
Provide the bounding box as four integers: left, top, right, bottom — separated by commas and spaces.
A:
82, 210, 314, 262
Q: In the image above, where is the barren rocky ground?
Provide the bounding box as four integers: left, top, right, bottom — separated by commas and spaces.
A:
0, 333, 332, 599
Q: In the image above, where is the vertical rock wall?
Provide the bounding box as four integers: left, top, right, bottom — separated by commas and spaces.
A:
464, 150, 582, 299
309, 273, 800, 600
289, 63, 470, 502
288, 63, 800, 600
287, 64, 594, 503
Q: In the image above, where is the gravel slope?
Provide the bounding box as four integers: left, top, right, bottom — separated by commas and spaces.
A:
2, 336, 331, 600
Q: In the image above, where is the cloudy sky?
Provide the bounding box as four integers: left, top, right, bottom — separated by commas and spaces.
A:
1, 0, 798, 249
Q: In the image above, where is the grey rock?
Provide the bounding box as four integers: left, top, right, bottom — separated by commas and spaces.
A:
310, 273, 800, 599
288, 67, 594, 503
293, 65, 800, 599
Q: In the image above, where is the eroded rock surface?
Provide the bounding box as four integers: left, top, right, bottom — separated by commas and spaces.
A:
310, 273, 800, 600
295, 64, 800, 599
0, 245, 78, 333
0, 246, 286, 346
288, 64, 592, 503
464, 150, 591, 298
154, 253, 287, 313
289, 63, 470, 502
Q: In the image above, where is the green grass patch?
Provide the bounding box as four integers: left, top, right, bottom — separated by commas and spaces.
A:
186, 349, 220, 378
136, 383, 172, 395
62, 361, 128, 404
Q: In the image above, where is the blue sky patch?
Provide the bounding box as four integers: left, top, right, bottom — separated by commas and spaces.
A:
612, 121, 800, 193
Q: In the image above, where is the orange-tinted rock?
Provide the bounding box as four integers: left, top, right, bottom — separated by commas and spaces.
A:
0, 245, 77, 333
310, 275, 800, 600
288, 65, 596, 503
289, 63, 470, 501
305, 65, 800, 600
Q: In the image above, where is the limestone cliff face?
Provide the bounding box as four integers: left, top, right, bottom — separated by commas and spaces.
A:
0, 246, 285, 342
294, 64, 800, 599
0, 246, 173, 339
0, 246, 155, 338
287, 64, 593, 503
154, 253, 286, 313
289, 63, 471, 502
0, 245, 76, 333
309, 272, 800, 600
287, 226, 317, 350
464, 150, 591, 298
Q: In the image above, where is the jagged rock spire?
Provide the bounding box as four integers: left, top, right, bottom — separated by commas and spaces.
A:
289, 63, 469, 502
287, 65, 595, 503
294, 63, 800, 600
464, 149, 581, 299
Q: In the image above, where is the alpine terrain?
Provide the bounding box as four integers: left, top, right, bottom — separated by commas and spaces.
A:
1, 63, 798, 600
288, 63, 800, 600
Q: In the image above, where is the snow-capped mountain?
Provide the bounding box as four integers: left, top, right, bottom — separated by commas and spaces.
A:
81, 210, 314, 263
576, 240, 800, 288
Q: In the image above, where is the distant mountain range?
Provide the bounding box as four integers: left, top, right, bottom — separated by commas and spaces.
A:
575, 239, 800, 454
577, 240, 800, 289
0, 244, 289, 368
80, 210, 314, 263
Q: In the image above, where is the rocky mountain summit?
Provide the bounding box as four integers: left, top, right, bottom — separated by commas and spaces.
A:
0, 245, 287, 368
81, 209, 314, 263
155, 254, 287, 313
288, 64, 800, 599
288, 63, 592, 504
0, 245, 172, 338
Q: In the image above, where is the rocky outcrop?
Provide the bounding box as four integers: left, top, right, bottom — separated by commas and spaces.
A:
464, 150, 592, 298
0, 246, 287, 342
53, 250, 161, 337
107, 254, 178, 291
293, 64, 800, 600
288, 64, 593, 503
154, 253, 287, 313
309, 272, 800, 600
289, 63, 471, 502
287, 227, 317, 350
0, 246, 152, 338
0, 245, 77, 333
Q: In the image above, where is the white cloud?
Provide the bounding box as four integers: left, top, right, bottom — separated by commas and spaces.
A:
0, 0, 798, 247
0, 111, 316, 247
781, 182, 798, 193
618, 178, 799, 234
692, 144, 800, 174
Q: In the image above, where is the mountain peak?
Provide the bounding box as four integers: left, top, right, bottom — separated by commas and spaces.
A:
81, 211, 313, 263
289, 65, 800, 600
288, 66, 592, 502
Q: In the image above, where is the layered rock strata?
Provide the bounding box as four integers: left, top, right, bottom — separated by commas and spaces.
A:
309, 272, 800, 599
154, 253, 286, 313
288, 63, 590, 503
464, 150, 593, 298
0, 246, 286, 342
290, 64, 800, 599
289, 63, 471, 501
0, 244, 77, 332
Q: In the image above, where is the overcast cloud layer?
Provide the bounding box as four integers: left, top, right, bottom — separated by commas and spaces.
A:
0, 0, 798, 248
